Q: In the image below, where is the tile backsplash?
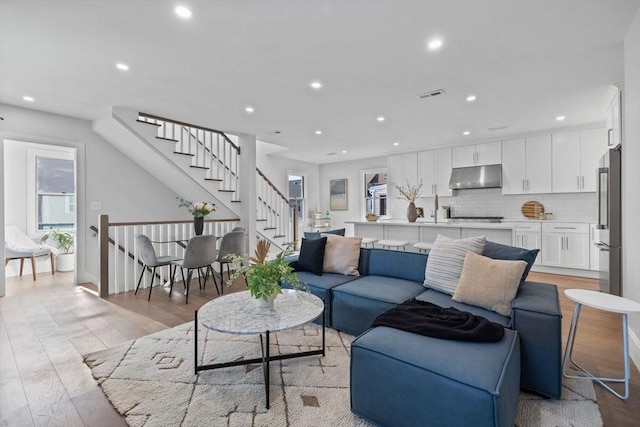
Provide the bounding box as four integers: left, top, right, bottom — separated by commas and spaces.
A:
408, 189, 597, 222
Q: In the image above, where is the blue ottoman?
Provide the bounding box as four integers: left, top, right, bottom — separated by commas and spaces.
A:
350, 326, 520, 427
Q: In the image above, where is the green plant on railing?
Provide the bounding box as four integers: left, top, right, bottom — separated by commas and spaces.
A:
41, 229, 74, 254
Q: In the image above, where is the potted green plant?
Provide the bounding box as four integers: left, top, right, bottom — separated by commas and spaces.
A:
227, 239, 306, 307
41, 229, 75, 272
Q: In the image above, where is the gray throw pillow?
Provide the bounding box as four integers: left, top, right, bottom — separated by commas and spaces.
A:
423, 234, 486, 295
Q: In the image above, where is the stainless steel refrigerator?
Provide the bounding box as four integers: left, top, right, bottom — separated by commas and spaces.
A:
595, 146, 622, 296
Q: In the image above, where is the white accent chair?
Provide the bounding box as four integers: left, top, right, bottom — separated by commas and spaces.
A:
4, 225, 55, 281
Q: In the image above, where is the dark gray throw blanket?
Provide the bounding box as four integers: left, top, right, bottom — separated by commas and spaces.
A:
372, 299, 505, 342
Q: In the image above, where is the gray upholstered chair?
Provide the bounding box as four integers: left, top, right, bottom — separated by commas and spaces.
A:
215, 230, 246, 294
135, 234, 181, 301
170, 235, 217, 304
4, 225, 55, 281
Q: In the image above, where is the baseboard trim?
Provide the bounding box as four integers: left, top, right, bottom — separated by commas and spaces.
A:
629, 327, 640, 372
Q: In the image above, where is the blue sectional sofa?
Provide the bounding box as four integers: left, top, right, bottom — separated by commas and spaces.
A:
285, 246, 562, 426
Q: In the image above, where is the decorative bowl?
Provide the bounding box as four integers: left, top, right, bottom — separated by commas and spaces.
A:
366, 214, 379, 222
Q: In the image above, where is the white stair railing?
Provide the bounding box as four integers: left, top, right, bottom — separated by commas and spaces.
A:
96, 215, 241, 296
256, 168, 298, 250
138, 112, 240, 199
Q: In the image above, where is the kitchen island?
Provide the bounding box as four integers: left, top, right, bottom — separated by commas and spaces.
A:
348, 220, 514, 248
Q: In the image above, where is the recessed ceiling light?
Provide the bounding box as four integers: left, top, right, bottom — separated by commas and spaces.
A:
175, 6, 192, 18
393, 142, 400, 146
556, 116, 565, 121
116, 63, 129, 71
463, 131, 470, 135
310, 81, 323, 90
315, 130, 322, 135
245, 106, 254, 113
466, 95, 476, 102
427, 39, 443, 51
377, 116, 385, 122
342, 150, 347, 154
23, 96, 34, 102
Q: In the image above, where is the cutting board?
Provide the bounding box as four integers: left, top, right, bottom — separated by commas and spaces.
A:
521, 201, 544, 219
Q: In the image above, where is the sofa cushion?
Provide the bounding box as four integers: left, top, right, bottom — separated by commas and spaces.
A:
452, 251, 527, 316
366, 248, 428, 282
482, 240, 539, 283
351, 326, 521, 427
423, 234, 486, 295
304, 228, 346, 240
331, 276, 425, 335
416, 289, 510, 327
297, 237, 327, 276
322, 234, 362, 276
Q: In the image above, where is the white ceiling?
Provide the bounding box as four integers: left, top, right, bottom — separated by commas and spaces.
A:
1, 0, 638, 164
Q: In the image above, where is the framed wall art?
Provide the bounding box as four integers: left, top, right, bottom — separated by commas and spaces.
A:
329, 178, 348, 211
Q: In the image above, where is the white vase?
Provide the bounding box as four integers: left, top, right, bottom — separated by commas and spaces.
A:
56, 253, 74, 272
256, 292, 278, 308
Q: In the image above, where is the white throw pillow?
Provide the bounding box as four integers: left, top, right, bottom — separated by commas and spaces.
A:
423, 234, 486, 295
321, 234, 363, 276
452, 251, 527, 316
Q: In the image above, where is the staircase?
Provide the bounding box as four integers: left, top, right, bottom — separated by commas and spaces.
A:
93, 107, 296, 251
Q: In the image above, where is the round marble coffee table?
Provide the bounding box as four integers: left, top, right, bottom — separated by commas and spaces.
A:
194, 289, 325, 409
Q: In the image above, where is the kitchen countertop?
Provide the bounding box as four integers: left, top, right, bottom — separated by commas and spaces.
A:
347, 220, 514, 230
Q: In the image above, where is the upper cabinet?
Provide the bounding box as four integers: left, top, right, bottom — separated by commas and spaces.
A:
502, 135, 552, 195
452, 141, 501, 168
387, 153, 418, 199
605, 85, 622, 148
551, 129, 606, 193
418, 148, 453, 197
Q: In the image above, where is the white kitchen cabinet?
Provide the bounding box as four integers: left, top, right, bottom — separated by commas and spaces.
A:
605, 86, 622, 148
589, 223, 600, 271
452, 141, 501, 168
511, 222, 542, 265
551, 129, 606, 193
387, 152, 418, 197
541, 223, 590, 270
502, 136, 552, 195
418, 148, 452, 197
580, 128, 607, 192
461, 228, 512, 246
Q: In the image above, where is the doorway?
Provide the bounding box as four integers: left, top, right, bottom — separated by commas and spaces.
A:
3, 140, 77, 284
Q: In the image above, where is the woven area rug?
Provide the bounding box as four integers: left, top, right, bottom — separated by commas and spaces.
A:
84, 322, 602, 427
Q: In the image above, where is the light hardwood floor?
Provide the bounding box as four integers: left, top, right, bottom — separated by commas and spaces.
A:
1, 271, 638, 426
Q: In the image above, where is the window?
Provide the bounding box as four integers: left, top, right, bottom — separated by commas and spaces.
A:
288, 173, 305, 221
363, 170, 387, 216
36, 156, 75, 230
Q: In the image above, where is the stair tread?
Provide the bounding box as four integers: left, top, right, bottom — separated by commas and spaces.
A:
231, 200, 241, 203
219, 189, 235, 193
263, 227, 277, 230
256, 219, 268, 222
137, 119, 161, 126
205, 178, 222, 181
273, 235, 285, 238
190, 165, 209, 170
157, 136, 179, 142
174, 151, 195, 157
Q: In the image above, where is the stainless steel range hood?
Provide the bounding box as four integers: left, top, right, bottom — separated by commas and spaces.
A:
449, 164, 502, 190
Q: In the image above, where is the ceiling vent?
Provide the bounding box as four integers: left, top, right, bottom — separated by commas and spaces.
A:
487, 125, 509, 131
326, 152, 337, 156
418, 89, 446, 99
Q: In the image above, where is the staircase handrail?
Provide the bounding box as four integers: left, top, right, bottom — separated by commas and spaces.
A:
139, 111, 239, 153
256, 168, 295, 209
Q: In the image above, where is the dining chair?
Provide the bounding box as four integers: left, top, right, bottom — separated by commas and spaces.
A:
4, 225, 55, 281
215, 230, 246, 294
170, 234, 217, 304
135, 234, 181, 301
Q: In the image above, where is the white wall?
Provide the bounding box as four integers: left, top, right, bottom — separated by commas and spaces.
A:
0, 103, 189, 291
257, 142, 320, 239
623, 7, 640, 368
319, 156, 387, 235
